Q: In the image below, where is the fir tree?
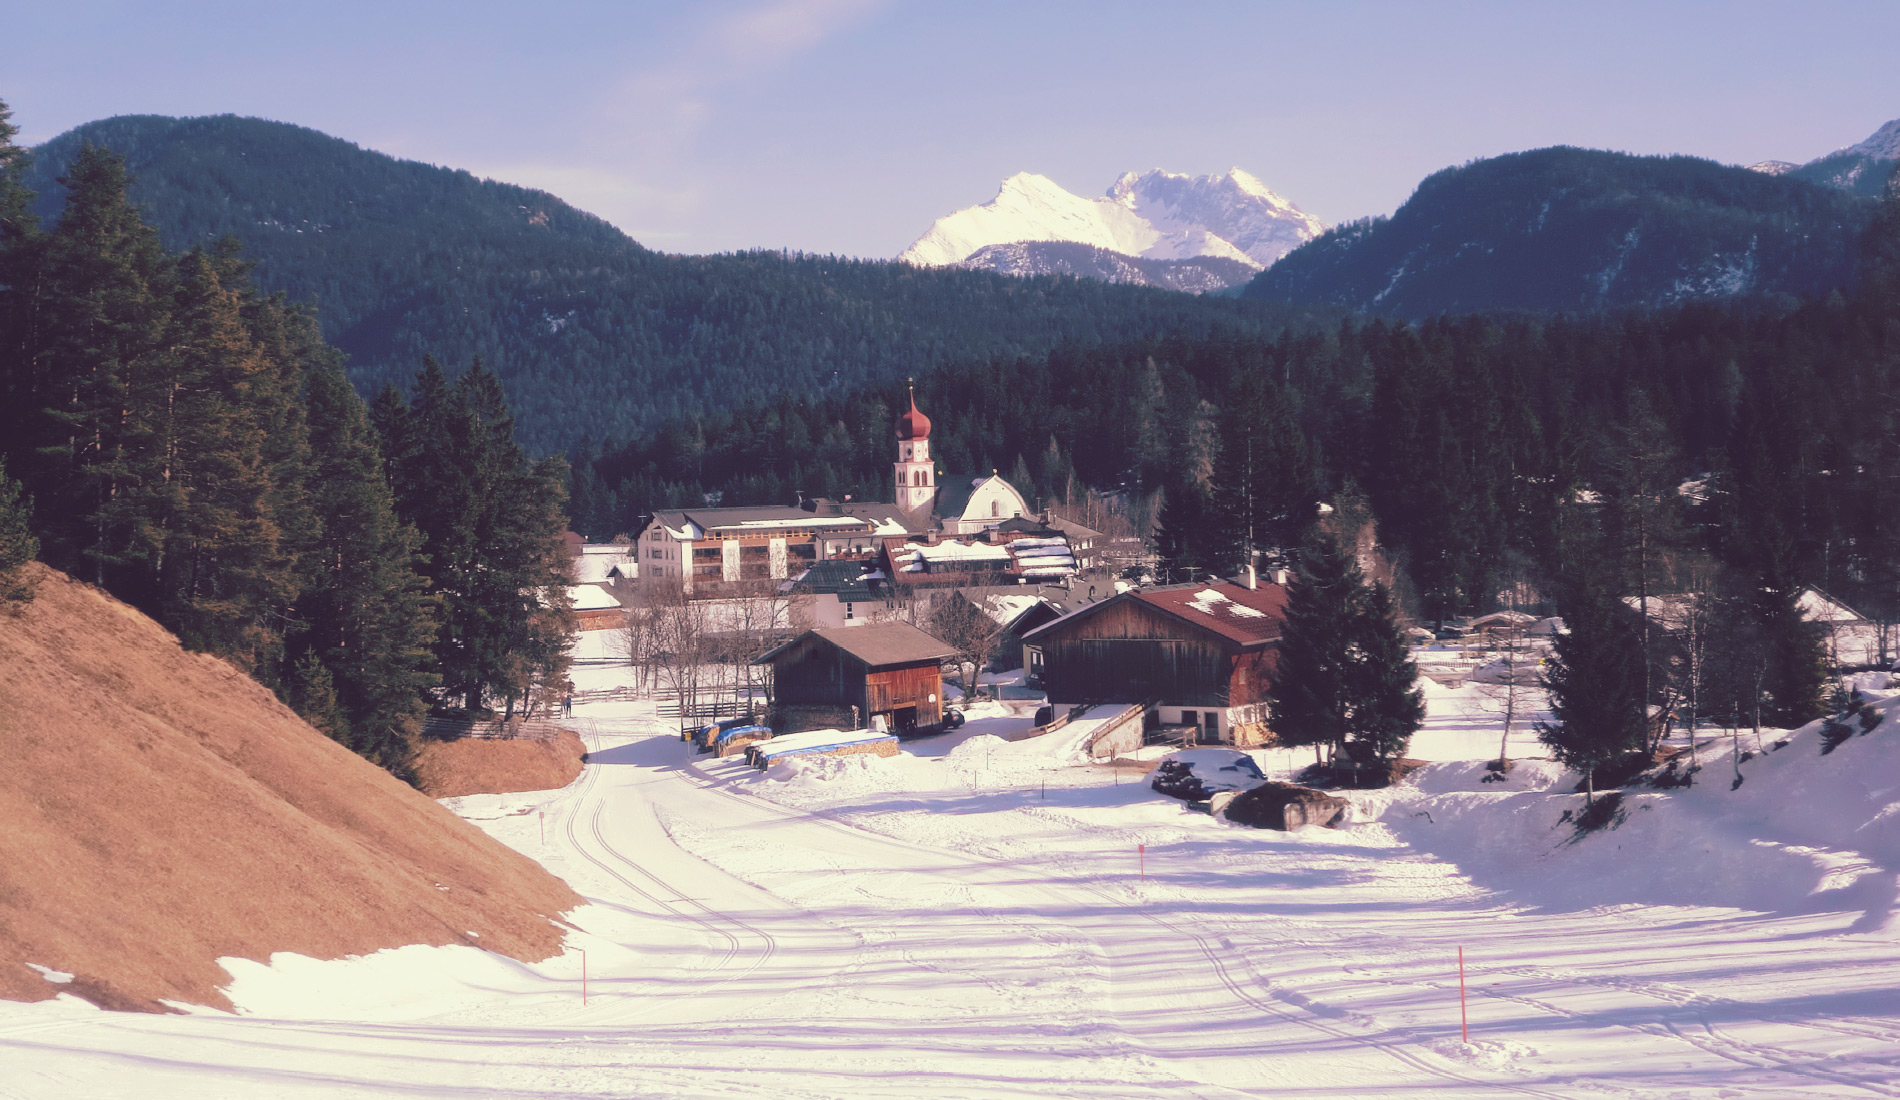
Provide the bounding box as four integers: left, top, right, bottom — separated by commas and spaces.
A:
1538, 572, 1648, 803
0, 458, 37, 608
380, 357, 574, 715
1344, 583, 1425, 772
13, 145, 169, 581
1268, 534, 1421, 778
294, 366, 437, 771
287, 649, 351, 747
1153, 477, 1218, 583
1207, 375, 1317, 573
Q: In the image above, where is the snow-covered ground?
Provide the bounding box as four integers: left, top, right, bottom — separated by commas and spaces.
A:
6, 674, 1900, 1098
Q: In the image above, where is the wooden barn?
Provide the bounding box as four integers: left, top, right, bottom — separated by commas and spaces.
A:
1021, 580, 1288, 746
758, 623, 955, 736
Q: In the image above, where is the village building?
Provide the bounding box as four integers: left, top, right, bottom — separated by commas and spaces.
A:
1022, 579, 1289, 747
636, 389, 1065, 599
758, 623, 956, 735
943, 586, 1074, 673
637, 504, 910, 598
782, 559, 904, 629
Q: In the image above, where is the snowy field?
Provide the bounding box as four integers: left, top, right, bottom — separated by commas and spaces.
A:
5, 670, 1900, 1098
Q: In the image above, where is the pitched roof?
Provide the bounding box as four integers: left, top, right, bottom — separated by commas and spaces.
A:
786, 559, 884, 602
933, 475, 983, 523
1134, 583, 1289, 645
1024, 581, 1288, 648
758, 622, 956, 668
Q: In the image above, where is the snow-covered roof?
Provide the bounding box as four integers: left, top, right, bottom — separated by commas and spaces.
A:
981, 593, 1045, 627
915, 541, 1012, 564
568, 585, 622, 612
1798, 588, 1867, 624
572, 545, 634, 583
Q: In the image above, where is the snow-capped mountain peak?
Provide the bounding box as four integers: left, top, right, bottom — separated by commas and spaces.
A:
898, 166, 1324, 290
1844, 118, 1900, 161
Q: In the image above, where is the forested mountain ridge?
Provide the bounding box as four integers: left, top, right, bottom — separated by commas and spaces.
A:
25, 115, 1322, 453
1785, 117, 1900, 199
1243, 146, 1873, 319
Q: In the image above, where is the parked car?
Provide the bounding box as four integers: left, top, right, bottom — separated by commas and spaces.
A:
1150, 748, 1268, 802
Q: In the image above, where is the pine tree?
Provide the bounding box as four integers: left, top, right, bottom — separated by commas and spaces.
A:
1345, 583, 1425, 772
1537, 572, 1648, 803
380, 357, 574, 715
1153, 478, 1215, 583
287, 649, 351, 747
0, 457, 37, 608
12, 145, 169, 581
1268, 534, 1420, 778
1207, 375, 1317, 574
294, 366, 437, 771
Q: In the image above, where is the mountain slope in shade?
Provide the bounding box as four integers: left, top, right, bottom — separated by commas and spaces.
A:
960, 240, 1259, 294
1243, 146, 1872, 320
23, 115, 1316, 453
900, 168, 1322, 290
1788, 117, 1900, 198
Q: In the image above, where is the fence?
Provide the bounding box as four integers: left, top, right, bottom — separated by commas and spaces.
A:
420, 716, 566, 742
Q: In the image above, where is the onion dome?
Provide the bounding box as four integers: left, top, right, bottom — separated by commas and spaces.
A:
896, 387, 932, 441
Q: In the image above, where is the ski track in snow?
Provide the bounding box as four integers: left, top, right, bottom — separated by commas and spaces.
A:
4, 690, 1900, 1098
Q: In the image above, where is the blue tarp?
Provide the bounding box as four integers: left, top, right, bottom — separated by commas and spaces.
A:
694, 716, 753, 748
714, 724, 771, 745
752, 733, 898, 768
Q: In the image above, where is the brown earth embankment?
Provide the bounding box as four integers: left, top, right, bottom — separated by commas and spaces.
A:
0, 564, 582, 1012
411, 729, 587, 798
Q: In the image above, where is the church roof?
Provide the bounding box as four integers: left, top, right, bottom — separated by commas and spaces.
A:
934, 474, 989, 521
895, 390, 932, 441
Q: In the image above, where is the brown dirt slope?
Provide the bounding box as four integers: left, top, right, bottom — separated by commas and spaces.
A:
0, 565, 582, 1012
412, 729, 587, 798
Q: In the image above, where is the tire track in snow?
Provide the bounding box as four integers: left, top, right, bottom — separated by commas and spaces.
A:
550, 724, 780, 1019
672, 744, 1573, 1099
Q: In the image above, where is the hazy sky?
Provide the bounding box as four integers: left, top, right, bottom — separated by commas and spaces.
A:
8, 1, 1899, 257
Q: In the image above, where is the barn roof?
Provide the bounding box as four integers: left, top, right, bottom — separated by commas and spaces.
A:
757, 623, 955, 668
1023, 581, 1288, 648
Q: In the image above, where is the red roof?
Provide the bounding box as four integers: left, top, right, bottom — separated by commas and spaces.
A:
1129, 582, 1288, 646
895, 391, 932, 440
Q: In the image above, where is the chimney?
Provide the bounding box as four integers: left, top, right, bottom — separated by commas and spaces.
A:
1273, 567, 1290, 586
1244, 564, 1257, 590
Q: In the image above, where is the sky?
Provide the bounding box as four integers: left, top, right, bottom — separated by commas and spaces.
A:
7, 1, 1899, 257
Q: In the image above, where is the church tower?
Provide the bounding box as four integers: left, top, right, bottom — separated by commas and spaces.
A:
893, 384, 936, 513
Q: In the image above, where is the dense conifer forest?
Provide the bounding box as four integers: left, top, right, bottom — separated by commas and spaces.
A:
23, 114, 1324, 454
0, 102, 572, 779
1244, 147, 1876, 319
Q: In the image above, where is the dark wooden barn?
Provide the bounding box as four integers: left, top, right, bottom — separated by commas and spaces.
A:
1021, 581, 1288, 746
758, 623, 956, 735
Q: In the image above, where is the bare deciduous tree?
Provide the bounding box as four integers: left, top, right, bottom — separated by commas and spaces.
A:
930, 591, 1001, 696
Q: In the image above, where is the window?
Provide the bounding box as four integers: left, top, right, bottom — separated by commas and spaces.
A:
990, 499, 1000, 517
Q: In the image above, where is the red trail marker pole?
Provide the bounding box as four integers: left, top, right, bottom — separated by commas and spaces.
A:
539, 810, 545, 845
1139, 843, 1146, 881
1458, 946, 1468, 1043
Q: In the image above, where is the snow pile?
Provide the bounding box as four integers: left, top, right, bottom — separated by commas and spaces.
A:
773, 751, 902, 794
1374, 695, 1900, 917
